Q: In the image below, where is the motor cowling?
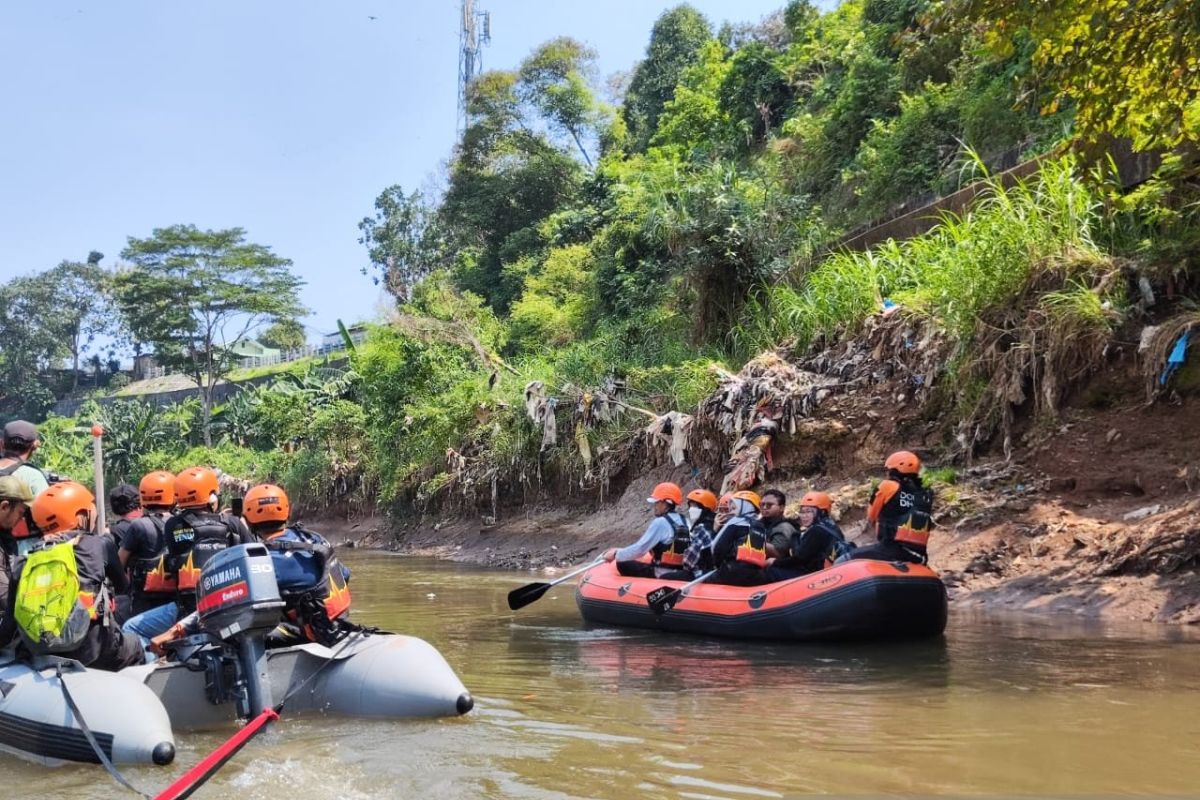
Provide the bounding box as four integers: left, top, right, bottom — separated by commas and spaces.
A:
196, 543, 285, 640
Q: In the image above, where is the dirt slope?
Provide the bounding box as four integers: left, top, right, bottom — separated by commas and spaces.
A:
377, 328, 1200, 626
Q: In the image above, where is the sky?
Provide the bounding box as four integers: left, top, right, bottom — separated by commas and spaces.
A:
1, 0, 828, 345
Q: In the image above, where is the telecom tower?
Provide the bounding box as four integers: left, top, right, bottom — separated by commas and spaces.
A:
457, 0, 492, 134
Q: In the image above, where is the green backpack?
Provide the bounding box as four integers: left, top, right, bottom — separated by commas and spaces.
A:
13, 537, 95, 654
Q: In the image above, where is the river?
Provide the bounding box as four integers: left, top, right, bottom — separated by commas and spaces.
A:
8, 553, 1200, 798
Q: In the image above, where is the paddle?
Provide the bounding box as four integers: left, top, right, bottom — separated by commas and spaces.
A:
646, 569, 717, 616
508, 558, 603, 611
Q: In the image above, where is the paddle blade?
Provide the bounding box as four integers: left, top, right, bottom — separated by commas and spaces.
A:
507, 582, 552, 611
646, 585, 680, 616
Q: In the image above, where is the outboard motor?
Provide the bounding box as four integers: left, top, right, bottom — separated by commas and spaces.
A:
196, 543, 285, 717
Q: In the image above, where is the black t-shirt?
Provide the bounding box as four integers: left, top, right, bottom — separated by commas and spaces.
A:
120, 514, 166, 564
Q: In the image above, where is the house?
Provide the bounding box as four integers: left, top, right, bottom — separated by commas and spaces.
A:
321, 324, 369, 350
226, 338, 281, 360
132, 354, 159, 381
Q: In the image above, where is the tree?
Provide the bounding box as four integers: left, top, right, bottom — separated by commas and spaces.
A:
260, 319, 307, 351
943, 0, 1200, 152
0, 275, 67, 420
622, 5, 714, 151
517, 37, 608, 166
440, 67, 584, 310
358, 186, 442, 302
45, 257, 120, 390
115, 225, 306, 445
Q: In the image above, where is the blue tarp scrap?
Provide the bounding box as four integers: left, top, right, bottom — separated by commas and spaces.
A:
1159, 328, 1192, 386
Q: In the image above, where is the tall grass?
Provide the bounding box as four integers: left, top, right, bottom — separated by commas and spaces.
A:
742, 157, 1106, 352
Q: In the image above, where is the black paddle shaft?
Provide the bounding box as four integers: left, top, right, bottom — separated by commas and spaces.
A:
508, 558, 603, 611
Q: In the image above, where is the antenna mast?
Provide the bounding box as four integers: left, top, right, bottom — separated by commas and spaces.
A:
457, 0, 492, 135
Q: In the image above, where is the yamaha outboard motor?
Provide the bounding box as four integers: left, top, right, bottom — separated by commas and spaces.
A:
196, 543, 285, 717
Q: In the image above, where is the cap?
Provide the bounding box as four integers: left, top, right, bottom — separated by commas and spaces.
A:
0, 475, 34, 503
109, 483, 141, 515
2, 420, 39, 445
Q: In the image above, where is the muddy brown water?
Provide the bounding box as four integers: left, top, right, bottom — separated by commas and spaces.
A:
8, 553, 1200, 798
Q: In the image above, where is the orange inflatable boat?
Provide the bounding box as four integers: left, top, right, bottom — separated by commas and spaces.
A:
575, 559, 947, 641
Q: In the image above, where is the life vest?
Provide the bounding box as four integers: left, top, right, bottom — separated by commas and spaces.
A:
12, 534, 107, 654
263, 526, 352, 646
730, 516, 768, 568
878, 476, 934, 550
126, 514, 176, 597
650, 513, 690, 567
789, 516, 849, 571
167, 509, 241, 599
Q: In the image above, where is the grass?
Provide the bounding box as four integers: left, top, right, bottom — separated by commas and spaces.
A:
742, 157, 1106, 354
922, 466, 957, 486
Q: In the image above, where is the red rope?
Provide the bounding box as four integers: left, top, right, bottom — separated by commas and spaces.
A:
153, 708, 279, 800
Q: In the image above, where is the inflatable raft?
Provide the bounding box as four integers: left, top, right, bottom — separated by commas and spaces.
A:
123, 543, 473, 730
576, 559, 947, 641
123, 632, 473, 731
0, 656, 175, 766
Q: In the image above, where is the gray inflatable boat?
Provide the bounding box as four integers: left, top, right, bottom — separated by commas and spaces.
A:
123, 632, 473, 730
122, 544, 473, 730
0, 655, 175, 766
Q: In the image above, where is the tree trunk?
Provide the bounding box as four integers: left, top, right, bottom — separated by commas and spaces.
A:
72, 347, 79, 391
202, 385, 213, 447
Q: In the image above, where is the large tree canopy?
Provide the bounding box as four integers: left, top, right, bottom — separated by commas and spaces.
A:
438, 46, 605, 312
0, 275, 68, 421
115, 224, 306, 444
622, 5, 714, 152
45, 257, 120, 390
943, 0, 1200, 151
358, 185, 442, 302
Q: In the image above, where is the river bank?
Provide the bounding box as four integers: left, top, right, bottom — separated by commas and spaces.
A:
328, 387, 1200, 628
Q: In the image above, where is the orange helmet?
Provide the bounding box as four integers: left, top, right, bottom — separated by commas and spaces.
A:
175, 467, 219, 509
732, 490, 761, 510
139, 471, 176, 506
647, 482, 684, 506
717, 492, 733, 512
885, 450, 921, 475
799, 491, 833, 512
32, 481, 96, 535
686, 489, 718, 513
243, 483, 290, 526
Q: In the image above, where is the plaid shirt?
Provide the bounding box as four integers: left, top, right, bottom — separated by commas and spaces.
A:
682, 520, 715, 572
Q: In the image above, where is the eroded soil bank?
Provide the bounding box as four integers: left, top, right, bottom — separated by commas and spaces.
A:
318, 346, 1200, 627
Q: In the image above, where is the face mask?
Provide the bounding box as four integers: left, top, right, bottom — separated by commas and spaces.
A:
687, 507, 702, 523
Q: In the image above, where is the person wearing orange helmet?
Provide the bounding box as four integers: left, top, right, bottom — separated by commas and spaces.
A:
243, 483, 352, 646
852, 450, 934, 565
602, 481, 691, 578
708, 490, 771, 586
0, 482, 144, 669
715, 492, 734, 529
658, 488, 719, 581
764, 491, 849, 581
117, 471, 177, 617
150, 483, 353, 654
122, 467, 253, 649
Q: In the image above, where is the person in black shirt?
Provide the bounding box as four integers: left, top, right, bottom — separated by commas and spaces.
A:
118, 471, 177, 616
764, 492, 847, 581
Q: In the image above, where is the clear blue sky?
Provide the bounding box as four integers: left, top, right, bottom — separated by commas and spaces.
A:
1, 1, 825, 344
